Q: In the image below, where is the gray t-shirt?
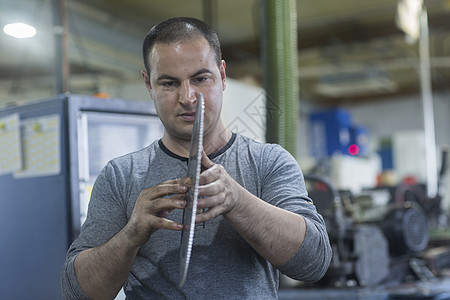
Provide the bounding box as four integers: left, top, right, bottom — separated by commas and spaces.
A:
61, 133, 331, 299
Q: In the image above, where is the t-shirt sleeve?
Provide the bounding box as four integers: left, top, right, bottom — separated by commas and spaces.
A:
61, 161, 129, 299
260, 145, 332, 282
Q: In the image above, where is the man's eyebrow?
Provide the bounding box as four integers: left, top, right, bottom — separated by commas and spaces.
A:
191, 68, 212, 77
156, 74, 178, 82
156, 69, 212, 82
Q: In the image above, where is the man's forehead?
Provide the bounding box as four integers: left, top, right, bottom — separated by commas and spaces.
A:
151, 37, 210, 54
148, 38, 214, 68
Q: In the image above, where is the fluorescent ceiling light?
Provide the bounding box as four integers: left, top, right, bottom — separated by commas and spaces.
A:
396, 0, 423, 43
315, 71, 397, 97
3, 23, 36, 38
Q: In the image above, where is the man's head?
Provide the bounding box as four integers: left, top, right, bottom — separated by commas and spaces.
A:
143, 17, 222, 75
141, 17, 228, 151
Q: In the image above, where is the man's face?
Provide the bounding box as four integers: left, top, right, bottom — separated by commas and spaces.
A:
143, 38, 226, 143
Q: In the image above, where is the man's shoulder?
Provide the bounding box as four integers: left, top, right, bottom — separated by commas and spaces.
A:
108, 139, 160, 168
234, 134, 298, 169
234, 133, 284, 154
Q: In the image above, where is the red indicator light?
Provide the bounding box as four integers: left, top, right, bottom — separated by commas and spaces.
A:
348, 144, 359, 156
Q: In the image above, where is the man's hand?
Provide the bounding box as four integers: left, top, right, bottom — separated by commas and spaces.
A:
196, 150, 243, 223
124, 178, 188, 247
73, 178, 188, 300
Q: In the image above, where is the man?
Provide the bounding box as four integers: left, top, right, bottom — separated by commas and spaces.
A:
61, 17, 331, 299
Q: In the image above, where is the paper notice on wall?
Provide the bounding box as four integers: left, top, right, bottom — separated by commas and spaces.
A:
0, 113, 22, 175
14, 114, 61, 178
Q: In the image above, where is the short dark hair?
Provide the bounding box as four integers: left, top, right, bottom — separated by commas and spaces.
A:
142, 17, 222, 74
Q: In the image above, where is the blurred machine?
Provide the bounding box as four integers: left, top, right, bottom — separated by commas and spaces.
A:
287, 148, 450, 299
306, 175, 430, 288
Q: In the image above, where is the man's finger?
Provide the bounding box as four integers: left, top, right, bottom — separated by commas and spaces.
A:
201, 147, 214, 170
152, 217, 184, 231
141, 196, 186, 213
141, 180, 187, 199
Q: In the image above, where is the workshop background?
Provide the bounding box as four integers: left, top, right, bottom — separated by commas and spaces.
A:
1, 0, 450, 299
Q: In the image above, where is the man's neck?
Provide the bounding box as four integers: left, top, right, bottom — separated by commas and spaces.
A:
161, 128, 232, 158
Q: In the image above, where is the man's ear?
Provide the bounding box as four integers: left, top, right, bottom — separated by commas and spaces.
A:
220, 60, 226, 91
141, 69, 152, 92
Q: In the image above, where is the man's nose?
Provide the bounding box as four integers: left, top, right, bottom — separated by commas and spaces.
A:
179, 81, 197, 105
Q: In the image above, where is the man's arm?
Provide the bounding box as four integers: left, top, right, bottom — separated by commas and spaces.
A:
196, 150, 331, 280
69, 179, 187, 300
73, 228, 140, 300
223, 186, 306, 266
196, 156, 305, 266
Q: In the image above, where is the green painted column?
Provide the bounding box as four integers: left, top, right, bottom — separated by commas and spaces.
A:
261, 0, 298, 157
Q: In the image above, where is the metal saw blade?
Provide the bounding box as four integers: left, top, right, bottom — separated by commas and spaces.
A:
179, 93, 204, 288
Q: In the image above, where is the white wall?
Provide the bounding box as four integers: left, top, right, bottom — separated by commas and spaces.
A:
100, 80, 150, 102
222, 78, 265, 143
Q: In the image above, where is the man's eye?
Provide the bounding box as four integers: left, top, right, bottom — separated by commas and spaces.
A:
161, 81, 177, 87
194, 77, 208, 84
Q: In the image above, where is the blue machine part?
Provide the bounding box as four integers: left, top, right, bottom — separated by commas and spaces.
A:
350, 125, 369, 157
378, 148, 394, 170
309, 108, 369, 158
309, 108, 352, 158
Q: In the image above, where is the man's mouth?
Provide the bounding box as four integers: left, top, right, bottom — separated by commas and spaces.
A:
179, 112, 196, 121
